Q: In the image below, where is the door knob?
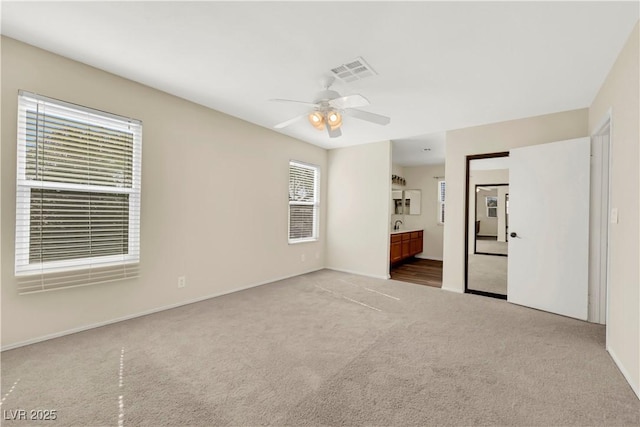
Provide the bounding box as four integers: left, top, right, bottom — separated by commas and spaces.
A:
510, 232, 518, 238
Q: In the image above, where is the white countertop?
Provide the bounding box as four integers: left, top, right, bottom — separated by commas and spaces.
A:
390, 228, 423, 235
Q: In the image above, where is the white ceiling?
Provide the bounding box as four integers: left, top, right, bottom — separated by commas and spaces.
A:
2, 1, 638, 165
392, 132, 447, 167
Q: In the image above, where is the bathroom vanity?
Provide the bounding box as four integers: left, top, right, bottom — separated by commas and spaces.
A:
390, 229, 423, 264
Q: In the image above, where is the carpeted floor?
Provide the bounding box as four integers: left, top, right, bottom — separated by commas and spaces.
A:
2, 269, 638, 426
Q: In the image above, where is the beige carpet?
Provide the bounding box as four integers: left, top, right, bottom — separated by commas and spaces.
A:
1, 269, 638, 426
468, 253, 508, 295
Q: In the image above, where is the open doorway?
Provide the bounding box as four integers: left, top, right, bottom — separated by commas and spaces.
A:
590, 116, 611, 325
388, 155, 445, 288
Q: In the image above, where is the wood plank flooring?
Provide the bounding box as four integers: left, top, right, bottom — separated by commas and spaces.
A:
390, 258, 443, 288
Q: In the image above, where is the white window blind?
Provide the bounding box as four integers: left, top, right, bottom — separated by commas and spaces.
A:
15, 91, 142, 294
438, 180, 446, 224
288, 161, 319, 243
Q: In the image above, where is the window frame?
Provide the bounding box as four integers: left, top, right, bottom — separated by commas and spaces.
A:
486, 196, 498, 218
438, 180, 446, 224
14, 91, 142, 277
288, 160, 320, 244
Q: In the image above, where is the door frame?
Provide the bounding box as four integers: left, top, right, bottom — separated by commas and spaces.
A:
464, 152, 509, 300
590, 111, 612, 325
473, 183, 509, 257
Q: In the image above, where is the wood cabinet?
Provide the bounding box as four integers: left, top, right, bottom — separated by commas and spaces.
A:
402, 232, 411, 258
390, 230, 423, 264
390, 234, 403, 263
410, 231, 423, 254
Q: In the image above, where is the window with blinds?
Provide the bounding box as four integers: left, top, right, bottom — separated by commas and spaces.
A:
15, 91, 142, 294
288, 161, 319, 243
486, 196, 498, 218
438, 180, 446, 224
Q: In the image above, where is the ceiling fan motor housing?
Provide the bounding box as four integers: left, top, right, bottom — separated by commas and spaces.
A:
314, 89, 341, 105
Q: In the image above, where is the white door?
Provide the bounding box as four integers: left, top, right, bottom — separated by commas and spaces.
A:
508, 137, 590, 320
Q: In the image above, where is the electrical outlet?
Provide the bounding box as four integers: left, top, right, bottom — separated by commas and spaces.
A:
315, 252, 320, 259
301, 254, 306, 262
178, 276, 186, 288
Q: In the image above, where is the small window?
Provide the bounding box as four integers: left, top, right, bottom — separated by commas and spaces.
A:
15, 91, 142, 293
486, 196, 498, 218
288, 161, 319, 243
438, 180, 446, 224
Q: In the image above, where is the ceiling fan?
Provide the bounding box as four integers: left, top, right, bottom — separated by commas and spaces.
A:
270, 80, 390, 138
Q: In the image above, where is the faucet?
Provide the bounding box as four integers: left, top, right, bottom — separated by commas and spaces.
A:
394, 220, 403, 231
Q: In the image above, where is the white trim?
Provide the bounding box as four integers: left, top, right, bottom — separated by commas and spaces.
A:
326, 267, 388, 280
592, 109, 613, 342
1, 268, 323, 351
18, 90, 142, 127
440, 285, 464, 294
589, 112, 612, 325
607, 346, 640, 400
606, 114, 613, 343
592, 107, 613, 138
14, 92, 142, 281
288, 160, 320, 244
288, 237, 319, 245
17, 180, 137, 194
438, 180, 446, 224
16, 255, 139, 276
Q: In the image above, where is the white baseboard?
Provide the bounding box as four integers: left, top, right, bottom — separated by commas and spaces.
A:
607, 346, 640, 400
441, 285, 464, 294
325, 267, 388, 280
1, 267, 323, 352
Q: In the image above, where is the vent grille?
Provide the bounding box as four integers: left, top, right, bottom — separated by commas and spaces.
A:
330, 57, 377, 83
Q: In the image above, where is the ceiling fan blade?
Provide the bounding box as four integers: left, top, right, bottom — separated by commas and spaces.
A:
329, 94, 370, 109
326, 122, 342, 138
269, 98, 318, 108
343, 108, 391, 126
274, 113, 307, 129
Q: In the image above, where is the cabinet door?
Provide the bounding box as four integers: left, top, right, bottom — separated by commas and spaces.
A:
390, 242, 402, 263
416, 231, 423, 254
410, 238, 419, 255
407, 231, 423, 256
402, 240, 411, 258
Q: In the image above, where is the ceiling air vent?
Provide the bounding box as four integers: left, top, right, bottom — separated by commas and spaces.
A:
330, 57, 377, 83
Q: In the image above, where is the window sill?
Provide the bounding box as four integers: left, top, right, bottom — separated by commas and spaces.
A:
288, 238, 319, 245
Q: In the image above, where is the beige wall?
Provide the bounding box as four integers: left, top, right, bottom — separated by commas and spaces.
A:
326, 141, 391, 279
442, 108, 588, 293
589, 22, 639, 397
402, 164, 445, 261
1, 37, 328, 348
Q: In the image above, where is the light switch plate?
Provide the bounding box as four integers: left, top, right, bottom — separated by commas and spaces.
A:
611, 208, 618, 224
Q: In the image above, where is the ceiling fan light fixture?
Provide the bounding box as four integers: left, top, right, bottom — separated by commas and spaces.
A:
308, 111, 325, 130
272, 86, 389, 136
327, 110, 342, 130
